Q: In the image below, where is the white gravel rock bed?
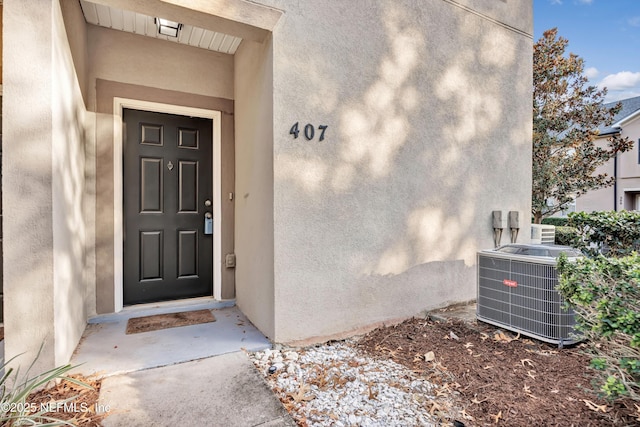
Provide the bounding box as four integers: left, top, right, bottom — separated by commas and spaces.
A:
250, 342, 451, 426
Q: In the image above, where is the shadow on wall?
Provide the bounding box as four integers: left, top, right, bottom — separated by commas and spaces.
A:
51, 21, 89, 365
273, 1, 531, 302
4, 14, 90, 372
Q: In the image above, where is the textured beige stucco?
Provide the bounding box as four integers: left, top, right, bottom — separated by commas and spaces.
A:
61, 0, 98, 326
234, 35, 276, 339
619, 118, 640, 180
52, 0, 89, 365
576, 186, 615, 212
3, 0, 56, 372
59, 0, 89, 103
447, 0, 533, 36
576, 137, 616, 212
617, 117, 640, 210
87, 25, 234, 105
3, 0, 88, 372
260, 0, 533, 343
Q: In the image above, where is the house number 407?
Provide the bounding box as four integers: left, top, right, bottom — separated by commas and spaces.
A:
290, 122, 328, 141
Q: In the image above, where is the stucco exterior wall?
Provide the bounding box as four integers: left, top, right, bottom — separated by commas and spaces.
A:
59, 0, 89, 103
575, 137, 616, 212
52, 0, 89, 365
3, 0, 89, 372
450, 0, 533, 35
87, 25, 234, 106
261, 0, 533, 343
234, 36, 275, 339
619, 118, 640, 180
3, 0, 57, 372
60, 0, 98, 321
576, 185, 615, 212
619, 117, 640, 210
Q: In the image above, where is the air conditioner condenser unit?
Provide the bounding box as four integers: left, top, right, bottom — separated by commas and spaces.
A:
477, 245, 580, 347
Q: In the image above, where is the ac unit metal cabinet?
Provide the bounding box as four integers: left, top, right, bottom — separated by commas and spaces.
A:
477, 249, 579, 347
530, 224, 555, 245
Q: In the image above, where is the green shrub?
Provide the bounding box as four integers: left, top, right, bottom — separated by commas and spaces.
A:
567, 211, 640, 257
554, 226, 579, 246
542, 217, 569, 227
557, 253, 640, 401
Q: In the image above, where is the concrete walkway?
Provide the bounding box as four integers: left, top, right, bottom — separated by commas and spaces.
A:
98, 352, 295, 427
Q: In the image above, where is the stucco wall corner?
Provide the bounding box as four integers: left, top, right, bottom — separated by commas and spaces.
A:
234, 34, 276, 339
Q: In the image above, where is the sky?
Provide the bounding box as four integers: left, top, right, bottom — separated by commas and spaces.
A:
534, 0, 640, 103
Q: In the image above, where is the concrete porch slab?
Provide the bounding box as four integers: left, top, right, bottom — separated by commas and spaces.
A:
428, 300, 478, 324
71, 304, 271, 377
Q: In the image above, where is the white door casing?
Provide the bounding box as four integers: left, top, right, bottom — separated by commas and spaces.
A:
113, 98, 223, 311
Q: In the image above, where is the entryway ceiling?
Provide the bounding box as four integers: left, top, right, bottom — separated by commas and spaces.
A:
79, 0, 243, 54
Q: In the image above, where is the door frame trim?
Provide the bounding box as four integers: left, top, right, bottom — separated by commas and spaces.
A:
113, 97, 223, 311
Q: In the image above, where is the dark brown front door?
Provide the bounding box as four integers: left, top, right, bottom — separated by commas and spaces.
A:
123, 109, 213, 304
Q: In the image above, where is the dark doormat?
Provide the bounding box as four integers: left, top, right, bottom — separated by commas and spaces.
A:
126, 309, 216, 334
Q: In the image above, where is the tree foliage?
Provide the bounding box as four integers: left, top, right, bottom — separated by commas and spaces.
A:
532, 28, 632, 223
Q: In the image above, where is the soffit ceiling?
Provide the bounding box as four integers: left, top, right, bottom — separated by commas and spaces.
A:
79, 0, 243, 54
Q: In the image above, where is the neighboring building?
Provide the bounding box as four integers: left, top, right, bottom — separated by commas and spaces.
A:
577, 96, 640, 212
547, 197, 576, 218
2, 0, 533, 373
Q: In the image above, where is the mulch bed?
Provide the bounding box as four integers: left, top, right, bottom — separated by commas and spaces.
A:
125, 309, 216, 334
356, 317, 639, 426
27, 374, 105, 426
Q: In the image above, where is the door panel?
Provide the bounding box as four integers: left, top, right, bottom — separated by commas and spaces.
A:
140, 231, 163, 280
140, 158, 163, 213
178, 161, 198, 212
141, 123, 163, 146
124, 109, 213, 304
178, 128, 198, 149
178, 230, 198, 278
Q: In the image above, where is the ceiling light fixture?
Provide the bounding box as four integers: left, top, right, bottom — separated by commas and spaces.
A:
155, 18, 182, 38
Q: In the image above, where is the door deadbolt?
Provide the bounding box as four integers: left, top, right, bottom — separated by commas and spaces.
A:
204, 199, 212, 207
